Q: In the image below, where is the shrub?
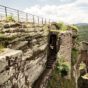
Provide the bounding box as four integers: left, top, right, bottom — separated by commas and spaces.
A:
56, 57, 70, 77
6, 16, 15, 22
79, 62, 86, 70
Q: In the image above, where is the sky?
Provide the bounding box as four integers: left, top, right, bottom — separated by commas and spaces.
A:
0, 0, 88, 24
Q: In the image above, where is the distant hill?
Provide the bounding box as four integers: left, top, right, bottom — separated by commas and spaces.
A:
76, 23, 88, 26
76, 23, 88, 42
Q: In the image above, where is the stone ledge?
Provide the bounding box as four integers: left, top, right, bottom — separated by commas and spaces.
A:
0, 48, 22, 59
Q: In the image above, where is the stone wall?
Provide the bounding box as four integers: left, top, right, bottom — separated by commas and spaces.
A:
57, 31, 72, 78
58, 31, 72, 62
0, 22, 74, 88
0, 22, 49, 88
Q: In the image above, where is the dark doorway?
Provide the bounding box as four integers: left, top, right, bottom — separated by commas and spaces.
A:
47, 33, 58, 68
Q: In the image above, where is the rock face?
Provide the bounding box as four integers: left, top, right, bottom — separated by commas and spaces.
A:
0, 22, 49, 88
0, 22, 74, 88
77, 42, 88, 88
58, 31, 72, 62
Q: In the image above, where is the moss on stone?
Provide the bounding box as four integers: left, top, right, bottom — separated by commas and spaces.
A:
0, 34, 17, 41
70, 25, 79, 31
6, 16, 15, 22
57, 22, 68, 31
79, 62, 86, 70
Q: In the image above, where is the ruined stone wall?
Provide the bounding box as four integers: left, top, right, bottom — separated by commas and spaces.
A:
58, 31, 72, 62
0, 22, 49, 88
57, 31, 72, 78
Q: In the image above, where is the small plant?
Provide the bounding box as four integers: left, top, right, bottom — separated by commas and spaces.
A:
79, 62, 86, 70
6, 16, 15, 22
56, 57, 70, 77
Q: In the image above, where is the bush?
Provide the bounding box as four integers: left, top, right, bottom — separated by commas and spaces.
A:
79, 62, 86, 70
56, 57, 70, 77
6, 16, 15, 22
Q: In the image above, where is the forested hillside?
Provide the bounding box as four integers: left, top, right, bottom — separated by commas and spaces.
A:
77, 24, 88, 42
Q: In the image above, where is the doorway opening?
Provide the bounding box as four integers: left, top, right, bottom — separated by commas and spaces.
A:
47, 33, 58, 68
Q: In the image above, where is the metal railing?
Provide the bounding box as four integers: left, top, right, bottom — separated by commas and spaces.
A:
0, 5, 51, 25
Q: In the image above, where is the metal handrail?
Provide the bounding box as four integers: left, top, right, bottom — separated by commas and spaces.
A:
0, 4, 51, 25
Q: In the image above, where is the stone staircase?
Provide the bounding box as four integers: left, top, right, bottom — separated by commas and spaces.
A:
46, 55, 56, 69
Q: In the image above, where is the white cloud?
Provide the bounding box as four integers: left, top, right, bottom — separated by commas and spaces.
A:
24, 0, 88, 24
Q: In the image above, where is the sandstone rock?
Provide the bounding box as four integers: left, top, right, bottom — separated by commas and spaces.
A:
0, 48, 22, 85
3, 23, 9, 28
11, 41, 28, 50
22, 49, 33, 60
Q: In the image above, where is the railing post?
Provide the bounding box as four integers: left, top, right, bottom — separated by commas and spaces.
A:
45, 19, 46, 24
5, 6, 7, 20
38, 16, 39, 25
49, 19, 50, 24
17, 10, 19, 22
0, 5, 51, 24
33, 15, 35, 24
26, 13, 28, 22
42, 18, 43, 25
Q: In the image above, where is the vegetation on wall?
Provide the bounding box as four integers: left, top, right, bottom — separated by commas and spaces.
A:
69, 25, 78, 31
55, 22, 78, 32
6, 16, 15, 22
79, 62, 86, 71
57, 22, 68, 31
56, 57, 70, 77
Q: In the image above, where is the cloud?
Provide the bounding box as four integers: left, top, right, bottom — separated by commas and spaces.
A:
24, 0, 88, 24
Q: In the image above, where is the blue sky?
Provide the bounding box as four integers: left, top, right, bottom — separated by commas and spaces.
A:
0, 0, 76, 9
0, 0, 88, 23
